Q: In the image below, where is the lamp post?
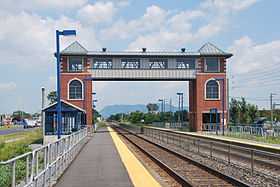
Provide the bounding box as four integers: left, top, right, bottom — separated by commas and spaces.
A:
56, 30, 76, 139
177, 93, 183, 126
92, 99, 98, 124
215, 78, 225, 136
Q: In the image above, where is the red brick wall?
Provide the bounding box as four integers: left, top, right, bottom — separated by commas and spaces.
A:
189, 57, 227, 131
60, 57, 92, 126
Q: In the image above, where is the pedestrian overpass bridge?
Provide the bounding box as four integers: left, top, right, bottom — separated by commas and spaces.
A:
58, 41, 232, 132
61, 41, 231, 81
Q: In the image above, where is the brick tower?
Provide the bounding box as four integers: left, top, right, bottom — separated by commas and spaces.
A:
189, 43, 231, 131
59, 42, 92, 126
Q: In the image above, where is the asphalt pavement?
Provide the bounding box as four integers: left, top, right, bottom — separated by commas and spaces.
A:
0, 126, 37, 136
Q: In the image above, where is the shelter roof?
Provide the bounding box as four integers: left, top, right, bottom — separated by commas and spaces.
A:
42, 100, 86, 113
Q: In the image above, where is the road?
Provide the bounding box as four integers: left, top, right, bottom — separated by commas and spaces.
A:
0, 126, 37, 136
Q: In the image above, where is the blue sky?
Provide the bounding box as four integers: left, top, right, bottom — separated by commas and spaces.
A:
0, 0, 280, 114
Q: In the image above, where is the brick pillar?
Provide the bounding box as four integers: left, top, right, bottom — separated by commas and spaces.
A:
189, 80, 197, 131
190, 74, 227, 132
60, 57, 93, 126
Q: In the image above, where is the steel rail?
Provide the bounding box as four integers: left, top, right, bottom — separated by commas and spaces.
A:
112, 125, 251, 187
196, 142, 280, 170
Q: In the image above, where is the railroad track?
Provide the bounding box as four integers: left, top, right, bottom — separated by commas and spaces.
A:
112, 125, 251, 187
157, 130, 280, 172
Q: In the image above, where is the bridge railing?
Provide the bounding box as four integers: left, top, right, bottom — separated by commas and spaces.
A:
0, 128, 87, 187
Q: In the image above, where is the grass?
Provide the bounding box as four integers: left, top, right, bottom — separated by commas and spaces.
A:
226, 133, 280, 144
0, 130, 37, 142
0, 125, 22, 130
97, 121, 107, 126
0, 128, 43, 187
0, 128, 43, 161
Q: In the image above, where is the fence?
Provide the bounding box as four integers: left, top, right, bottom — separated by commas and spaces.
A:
0, 128, 88, 187
152, 122, 187, 131
203, 124, 280, 137
117, 125, 280, 182
142, 127, 280, 181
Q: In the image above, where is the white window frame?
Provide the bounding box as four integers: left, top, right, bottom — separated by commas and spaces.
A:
176, 58, 196, 69
68, 57, 84, 71
93, 58, 113, 69
121, 59, 140, 69
149, 59, 167, 69
68, 78, 84, 100
204, 78, 220, 100
204, 58, 220, 72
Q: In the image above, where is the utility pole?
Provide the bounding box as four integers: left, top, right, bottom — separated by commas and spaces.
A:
227, 78, 230, 122
178, 95, 181, 122
169, 99, 172, 125
41, 87, 45, 136
270, 93, 277, 127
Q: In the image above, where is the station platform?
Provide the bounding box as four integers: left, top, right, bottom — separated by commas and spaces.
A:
55, 126, 160, 187
148, 127, 280, 153
194, 132, 280, 148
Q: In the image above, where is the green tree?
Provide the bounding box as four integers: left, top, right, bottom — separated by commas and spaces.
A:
229, 98, 240, 124
229, 97, 260, 124
12, 110, 31, 119
239, 97, 250, 124
174, 110, 189, 122
128, 111, 144, 124
92, 108, 101, 124
108, 113, 128, 121
146, 103, 159, 112
47, 91, 57, 104
144, 113, 160, 124
247, 104, 259, 123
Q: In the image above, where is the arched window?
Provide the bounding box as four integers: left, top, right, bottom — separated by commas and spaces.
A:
69, 80, 83, 99
205, 80, 219, 99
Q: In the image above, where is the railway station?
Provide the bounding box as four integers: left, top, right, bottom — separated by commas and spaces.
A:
2, 41, 279, 187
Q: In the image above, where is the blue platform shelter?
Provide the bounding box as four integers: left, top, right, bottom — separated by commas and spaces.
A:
43, 100, 86, 138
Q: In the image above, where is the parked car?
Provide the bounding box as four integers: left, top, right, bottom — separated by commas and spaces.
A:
11, 116, 25, 124
23, 119, 37, 128
3, 118, 12, 125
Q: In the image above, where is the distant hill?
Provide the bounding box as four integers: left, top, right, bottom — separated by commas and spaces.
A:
99, 104, 188, 119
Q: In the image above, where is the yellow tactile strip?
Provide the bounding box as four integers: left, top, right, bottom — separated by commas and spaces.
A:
108, 126, 161, 187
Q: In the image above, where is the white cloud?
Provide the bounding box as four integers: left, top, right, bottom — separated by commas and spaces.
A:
126, 0, 261, 51
77, 1, 131, 25
128, 29, 192, 51
77, 2, 117, 25
0, 0, 88, 12
199, 0, 262, 15
0, 82, 17, 90
228, 36, 280, 74
0, 12, 101, 70
99, 5, 168, 40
